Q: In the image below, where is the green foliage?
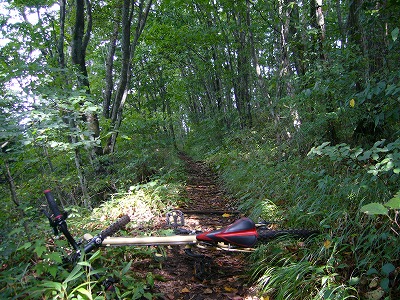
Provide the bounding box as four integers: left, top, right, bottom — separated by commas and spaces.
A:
1, 0, 400, 299
185, 123, 399, 298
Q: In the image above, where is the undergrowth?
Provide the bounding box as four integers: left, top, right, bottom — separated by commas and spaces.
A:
184, 128, 399, 299
0, 147, 187, 299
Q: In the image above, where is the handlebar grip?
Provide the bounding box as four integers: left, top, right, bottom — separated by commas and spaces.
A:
257, 228, 319, 241
84, 215, 130, 254
44, 189, 62, 217
100, 215, 130, 239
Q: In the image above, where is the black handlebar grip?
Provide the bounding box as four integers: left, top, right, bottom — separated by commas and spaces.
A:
257, 228, 319, 241
100, 215, 130, 239
44, 189, 62, 217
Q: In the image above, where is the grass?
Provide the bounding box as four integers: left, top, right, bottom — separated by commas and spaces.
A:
185, 128, 399, 299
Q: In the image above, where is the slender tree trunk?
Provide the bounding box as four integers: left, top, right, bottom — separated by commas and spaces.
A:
106, 0, 132, 154
231, 3, 252, 128
310, 0, 327, 60
3, 159, 31, 238
347, 0, 366, 90
57, 0, 66, 69
289, 3, 307, 76
103, 21, 119, 118
277, 0, 293, 99
336, 0, 346, 48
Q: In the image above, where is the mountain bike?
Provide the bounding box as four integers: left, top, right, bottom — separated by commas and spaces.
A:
42, 189, 318, 295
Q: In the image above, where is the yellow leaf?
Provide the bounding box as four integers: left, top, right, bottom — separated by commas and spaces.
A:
323, 240, 332, 249
224, 286, 238, 293
181, 287, 190, 293
349, 98, 355, 108
222, 213, 231, 218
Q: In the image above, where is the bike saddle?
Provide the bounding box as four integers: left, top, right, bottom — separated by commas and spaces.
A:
196, 218, 258, 247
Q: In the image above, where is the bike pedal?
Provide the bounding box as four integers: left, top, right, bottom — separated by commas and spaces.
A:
166, 210, 185, 228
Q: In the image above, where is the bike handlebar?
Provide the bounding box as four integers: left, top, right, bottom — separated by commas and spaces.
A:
84, 215, 131, 253
43, 190, 130, 255
100, 215, 130, 240
43, 189, 79, 250
44, 189, 62, 217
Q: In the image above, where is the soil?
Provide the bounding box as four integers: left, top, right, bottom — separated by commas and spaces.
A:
135, 153, 261, 300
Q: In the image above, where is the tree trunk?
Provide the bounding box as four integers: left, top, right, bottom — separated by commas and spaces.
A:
103, 21, 119, 118
310, 0, 327, 60
277, 0, 293, 99
231, 3, 252, 128
71, 0, 102, 156
107, 0, 152, 153
57, 0, 66, 69
347, 0, 366, 90
3, 159, 31, 238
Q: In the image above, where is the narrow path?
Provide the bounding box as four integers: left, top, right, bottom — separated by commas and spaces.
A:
151, 154, 260, 300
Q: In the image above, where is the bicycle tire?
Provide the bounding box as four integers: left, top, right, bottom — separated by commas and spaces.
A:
100, 215, 130, 239
257, 227, 319, 241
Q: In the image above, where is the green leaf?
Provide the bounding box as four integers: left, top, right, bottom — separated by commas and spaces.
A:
17, 242, 32, 251
122, 260, 133, 275
34, 244, 47, 257
48, 265, 58, 278
41, 280, 63, 291
381, 263, 395, 276
380, 277, 390, 292
76, 287, 93, 299
349, 277, 360, 286
366, 268, 379, 275
45, 252, 63, 264
385, 196, 400, 209
64, 264, 84, 283
391, 27, 399, 42
87, 250, 101, 263
360, 203, 388, 215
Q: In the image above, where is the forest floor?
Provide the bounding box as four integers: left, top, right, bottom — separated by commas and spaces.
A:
133, 153, 261, 300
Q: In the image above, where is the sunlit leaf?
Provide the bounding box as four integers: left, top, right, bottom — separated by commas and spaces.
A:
360, 203, 388, 215
384, 191, 400, 209
391, 27, 399, 42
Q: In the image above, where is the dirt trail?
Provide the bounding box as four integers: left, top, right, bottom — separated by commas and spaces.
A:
149, 154, 260, 299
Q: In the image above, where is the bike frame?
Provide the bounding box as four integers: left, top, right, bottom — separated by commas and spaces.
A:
100, 216, 258, 250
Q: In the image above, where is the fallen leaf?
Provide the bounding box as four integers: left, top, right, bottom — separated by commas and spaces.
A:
224, 286, 238, 293
222, 213, 231, 218
181, 287, 190, 293
323, 240, 331, 249
297, 241, 305, 247
364, 288, 385, 300
203, 288, 213, 294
